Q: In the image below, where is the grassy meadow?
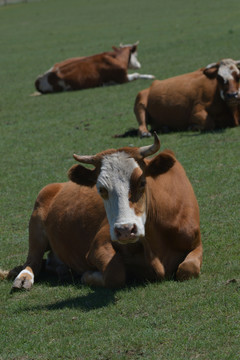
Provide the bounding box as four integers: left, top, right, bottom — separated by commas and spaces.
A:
0, 0, 240, 359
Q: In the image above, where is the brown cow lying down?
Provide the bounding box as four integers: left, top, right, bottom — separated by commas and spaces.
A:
34, 42, 154, 94
1, 134, 202, 290
134, 58, 240, 137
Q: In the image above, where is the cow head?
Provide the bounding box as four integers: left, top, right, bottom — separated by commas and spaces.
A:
119, 41, 141, 69
204, 58, 240, 105
68, 133, 175, 244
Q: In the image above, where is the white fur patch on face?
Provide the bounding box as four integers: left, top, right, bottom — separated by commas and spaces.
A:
218, 66, 234, 82
96, 152, 146, 241
218, 60, 240, 82
129, 52, 141, 69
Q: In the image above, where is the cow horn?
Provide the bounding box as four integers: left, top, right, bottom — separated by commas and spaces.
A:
235, 60, 240, 68
138, 132, 160, 158
73, 154, 98, 166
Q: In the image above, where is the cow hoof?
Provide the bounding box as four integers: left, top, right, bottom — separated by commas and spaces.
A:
81, 271, 104, 287
176, 260, 200, 281
11, 277, 33, 291
140, 131, 152, 138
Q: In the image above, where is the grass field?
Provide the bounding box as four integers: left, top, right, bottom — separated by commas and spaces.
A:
0, 0, 240, 359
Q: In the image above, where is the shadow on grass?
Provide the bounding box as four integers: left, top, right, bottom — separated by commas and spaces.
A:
113, 127, 227, 138
20, 272, 151, 312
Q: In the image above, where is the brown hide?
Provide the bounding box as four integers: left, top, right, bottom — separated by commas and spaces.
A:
143, 154, 201, 278
35, 46, 132, 93
134, 62, 240, 137
69, 144, 202, 283
8, 138, 202, 290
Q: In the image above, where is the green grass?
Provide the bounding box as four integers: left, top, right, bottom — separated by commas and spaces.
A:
0, 0, 240, 359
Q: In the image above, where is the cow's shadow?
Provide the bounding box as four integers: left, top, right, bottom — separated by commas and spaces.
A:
21, 271, 148, 312
113, 127, 227, 138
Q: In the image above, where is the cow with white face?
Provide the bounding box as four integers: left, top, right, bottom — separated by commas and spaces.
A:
134, 58, 240, 137
34, 42, 154, 94
71, 133, 202, 283
1, 134, 202, 290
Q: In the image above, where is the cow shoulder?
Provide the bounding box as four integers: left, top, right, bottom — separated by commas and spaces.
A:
145, 150, 175, 178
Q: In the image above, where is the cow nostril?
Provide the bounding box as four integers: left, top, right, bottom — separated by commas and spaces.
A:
131, 224, 137, 235
114, 223, 138, 239
227, 92, 238, 99
114, 227, 121, 238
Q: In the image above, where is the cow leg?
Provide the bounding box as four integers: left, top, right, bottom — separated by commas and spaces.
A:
134, 89, 152, 137
127, 73, 155, 82
176, 244, 203, 281
11, 213, 49, 291
82, 226, 126, 288
45, 251, 71, 280
190, 109, 215, 130
82, 250, 125, 288
142, 239, 165, 280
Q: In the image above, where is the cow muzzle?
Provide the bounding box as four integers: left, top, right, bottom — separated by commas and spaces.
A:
114, 223, 139, 244
226, 92, 239, 99
224, 91, 240, 105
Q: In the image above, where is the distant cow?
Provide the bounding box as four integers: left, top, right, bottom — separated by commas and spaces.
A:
1, 134, 202, 290
35, 42, 154, 94
134, 58, 240, 137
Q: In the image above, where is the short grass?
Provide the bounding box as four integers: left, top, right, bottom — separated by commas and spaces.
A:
0, 0, 240, 359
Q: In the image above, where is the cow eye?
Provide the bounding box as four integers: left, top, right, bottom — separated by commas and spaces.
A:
98, 187, 108, 200
139, 178, 146, 189
217, 75, 226, 85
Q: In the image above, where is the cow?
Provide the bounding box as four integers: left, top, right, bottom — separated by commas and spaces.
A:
1, 133, 202, 290
34, 42, 154, 94
134, 58, 240, 137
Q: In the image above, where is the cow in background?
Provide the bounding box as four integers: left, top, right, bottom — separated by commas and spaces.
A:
1, 134, 202, 290
134, 58, 240, 137
35, 42, 154, 94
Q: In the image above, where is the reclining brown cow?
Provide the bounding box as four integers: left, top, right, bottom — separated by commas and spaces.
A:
35, 42, 154, 94
134, 58, 240, 137
1, 134, 202, 290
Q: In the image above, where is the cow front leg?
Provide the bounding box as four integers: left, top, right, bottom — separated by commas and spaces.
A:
11, 213, 49, 291
134, 88, 152, 137
82, 226, 126, 288
176, 244, 203, 281
82, 247, 126, 288
190, 108, 215, 130
127, 73, 155, 82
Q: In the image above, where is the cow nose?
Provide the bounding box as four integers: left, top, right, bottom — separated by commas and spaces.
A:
226, 92, 238, 99
114, 223, 138, 241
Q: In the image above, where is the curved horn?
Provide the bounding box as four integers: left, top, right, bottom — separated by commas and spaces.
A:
119, 41, 140, 48
73, 154, 98, 166
138, 132, 160, 158
235, 60, 240, 68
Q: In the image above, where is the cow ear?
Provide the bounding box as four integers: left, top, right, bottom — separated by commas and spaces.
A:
203, 66, 218, 78
131, 45, 137, 53
145, 151, 175, 177
68, 164, 98, 187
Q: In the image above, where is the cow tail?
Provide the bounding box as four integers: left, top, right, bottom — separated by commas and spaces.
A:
0, 269, 10, 280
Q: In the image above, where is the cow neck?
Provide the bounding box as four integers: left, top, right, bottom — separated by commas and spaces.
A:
144, 178, 157, 227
